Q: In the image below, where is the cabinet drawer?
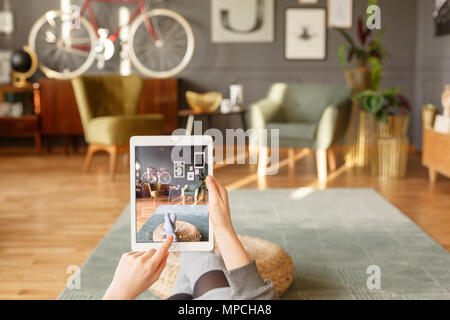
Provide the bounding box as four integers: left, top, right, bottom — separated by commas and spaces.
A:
0, 116, 39, 136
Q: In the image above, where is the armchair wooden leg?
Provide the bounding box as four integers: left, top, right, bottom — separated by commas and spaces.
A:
108, 145, 118, 180
258, 146, 268, 176
84, 144, 96, 173
316, 149, 328, 181
328, 148, 337, 172
288, 148, 295, 170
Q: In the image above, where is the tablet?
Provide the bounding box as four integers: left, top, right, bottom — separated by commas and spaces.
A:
130, 135, 214, 252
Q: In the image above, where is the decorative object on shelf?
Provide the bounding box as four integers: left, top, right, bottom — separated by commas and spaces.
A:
29, 0, 194, 79
421, 104, 438, 130
336, 0, 387, 168
0, 0, 14, 35
220, 98, 232, 114
185, 91, 223, 113
0, 50, 12, 84
441, 84, 450, 117
211, 0, 274, 43
285, 8, 326, 60
10, 46, 38, 88
433, 0, 450, 36
434, 84, 450, 134
434, 115, 450, 134
229, 84, 244, 111
328, 0, 353, 28
353, 87, 411, 178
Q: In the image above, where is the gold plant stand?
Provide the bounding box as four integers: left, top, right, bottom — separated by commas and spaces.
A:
344, 103, 378, 169
375, 115, 410, 179
344, 67, 376, 169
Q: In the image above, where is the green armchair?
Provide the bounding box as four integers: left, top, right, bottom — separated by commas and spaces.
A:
72, 74, 165, 179
250, 83, 352, 181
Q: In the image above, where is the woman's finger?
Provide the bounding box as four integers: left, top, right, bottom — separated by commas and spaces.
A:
212, 176, 228, 202
133, 251, 147, 258
153, 252, 169, 279
206, 176, 220, 203
141, 248, 156, 260
151, 235, 173, 265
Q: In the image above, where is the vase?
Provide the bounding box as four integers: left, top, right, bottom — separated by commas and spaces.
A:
344, 67, 375, 168
344, 67, 371, 93
376, 115, 410, 179
441, 84, 450, 118
421, 108, 438, 130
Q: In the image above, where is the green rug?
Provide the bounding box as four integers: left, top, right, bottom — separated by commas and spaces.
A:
58, 188, 450, 300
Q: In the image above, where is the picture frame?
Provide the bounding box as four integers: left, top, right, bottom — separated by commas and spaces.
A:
211, 0, 274, 43
0, 50, 12, 84
285, 8, 327, 60
328, 0, 353, 28
298, 0, 318, 4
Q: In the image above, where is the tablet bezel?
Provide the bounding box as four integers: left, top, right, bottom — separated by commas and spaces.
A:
130, 135, 214, 252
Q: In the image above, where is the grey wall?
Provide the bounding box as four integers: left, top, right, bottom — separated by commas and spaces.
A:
1, 0, 422, 145
135, 145, 208, 186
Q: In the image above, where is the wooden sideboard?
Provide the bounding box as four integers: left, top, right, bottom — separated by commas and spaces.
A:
422, 129, 450, 182
39, 77, 179, 140
0, 84, 41, 154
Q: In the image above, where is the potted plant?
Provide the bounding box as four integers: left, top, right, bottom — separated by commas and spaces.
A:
353, 88, 411, 178
336, 0, 386, 92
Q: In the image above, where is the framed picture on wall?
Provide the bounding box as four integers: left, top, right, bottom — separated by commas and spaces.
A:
285, 8, 327, 60
212, 0, 274, 43
0, 50, 12, 84
328, 0, 353, 28
298, 0, 318, 4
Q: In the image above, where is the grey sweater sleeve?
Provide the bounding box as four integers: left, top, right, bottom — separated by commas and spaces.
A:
223, 260, 279, 300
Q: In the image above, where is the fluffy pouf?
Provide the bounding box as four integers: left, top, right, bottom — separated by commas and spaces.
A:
149, 235, 294, 299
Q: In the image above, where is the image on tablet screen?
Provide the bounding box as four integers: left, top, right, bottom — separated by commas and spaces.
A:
134, 145, 209, 243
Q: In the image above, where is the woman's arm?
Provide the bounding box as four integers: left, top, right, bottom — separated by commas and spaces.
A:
206, 176, 250, 270
206, 176, 278, 300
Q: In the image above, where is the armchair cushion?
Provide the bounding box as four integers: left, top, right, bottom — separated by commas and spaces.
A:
88, 114, 164, 145
282, 84, 352, 123
267, 122, 317, 149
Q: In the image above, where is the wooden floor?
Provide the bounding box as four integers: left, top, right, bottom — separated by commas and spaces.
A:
0, 147, 449, 299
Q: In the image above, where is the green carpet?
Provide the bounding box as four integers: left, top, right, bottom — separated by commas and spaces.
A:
58, 188, 450, 300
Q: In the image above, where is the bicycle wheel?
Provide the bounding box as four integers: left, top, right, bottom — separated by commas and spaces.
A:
28, 10, 97, 79
128, 9, 194, 78
158, 171, 171, 184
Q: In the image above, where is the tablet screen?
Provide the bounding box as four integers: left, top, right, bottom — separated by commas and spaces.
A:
134, 144, 209, 243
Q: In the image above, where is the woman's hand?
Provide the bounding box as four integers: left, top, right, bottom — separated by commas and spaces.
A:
206, 176, 250, 270
103, 235, 173, 300
206, 175, 234, 235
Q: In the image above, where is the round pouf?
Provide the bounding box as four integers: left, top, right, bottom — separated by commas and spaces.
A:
149, 235, 294, 299
152, 221, 201, 242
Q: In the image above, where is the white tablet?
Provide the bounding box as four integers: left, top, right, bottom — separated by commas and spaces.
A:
130, 135, 214, 252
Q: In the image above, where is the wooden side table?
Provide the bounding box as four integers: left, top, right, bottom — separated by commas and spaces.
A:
422, 129, 450, 182
178, 109, 247, 135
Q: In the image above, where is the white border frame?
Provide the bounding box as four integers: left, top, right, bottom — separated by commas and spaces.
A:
130, 135, 214, 252
328, 0, 353, 29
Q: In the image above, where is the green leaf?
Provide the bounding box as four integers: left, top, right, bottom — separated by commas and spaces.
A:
381, 87, 401, 97
336, 28, 355, 48
337, 44, 348, 68
368, 57, 382, 91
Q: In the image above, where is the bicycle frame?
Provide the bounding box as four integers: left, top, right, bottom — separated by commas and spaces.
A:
78, 0, 158, 43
